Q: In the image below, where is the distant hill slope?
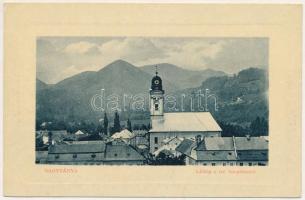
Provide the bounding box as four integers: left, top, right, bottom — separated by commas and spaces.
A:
141, 63, 227, 89
170, 67, 268, 126
36, 59, 268, 128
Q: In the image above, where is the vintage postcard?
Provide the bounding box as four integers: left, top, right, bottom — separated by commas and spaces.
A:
3, 3, 302, 197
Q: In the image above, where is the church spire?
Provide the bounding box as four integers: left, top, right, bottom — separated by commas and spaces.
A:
150, 66, 164, 116
151, 66, 163, 91
155, 65, 158, 76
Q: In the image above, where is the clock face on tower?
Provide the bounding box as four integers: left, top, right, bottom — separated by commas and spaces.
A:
151, 73, 163, 91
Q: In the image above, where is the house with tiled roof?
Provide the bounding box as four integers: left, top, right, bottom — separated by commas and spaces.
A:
45, 142, 145, 165
47, 143, 106, 165
235, 136, 268, 166
104, 144, 146, 165
176, 136, 268, 166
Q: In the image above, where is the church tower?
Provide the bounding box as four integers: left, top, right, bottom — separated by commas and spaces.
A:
150, 66, 164, 116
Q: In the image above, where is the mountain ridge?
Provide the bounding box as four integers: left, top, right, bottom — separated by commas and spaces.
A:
36, 59, 268, 127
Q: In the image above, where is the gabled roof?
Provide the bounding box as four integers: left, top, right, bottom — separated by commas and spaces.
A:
153, 137, 182, 156
75, 130, 86, 135
204, 137, 234, 150
175, 139, 196, 156
111, 129, 134, 139
162, 136, 182, 145
48, 143, 106, 154
150, 112, 222, 132
105, 145, 145, 161
235, 136, 268, 150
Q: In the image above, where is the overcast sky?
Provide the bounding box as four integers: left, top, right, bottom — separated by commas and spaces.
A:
37, 37, 268, 84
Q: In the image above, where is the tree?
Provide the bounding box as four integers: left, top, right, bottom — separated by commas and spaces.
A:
127, 118, 132, 132
113, 111, 121, 134
96, 123, 104, 134
48, 131, 53, 145
103, 112, 108, 136
250, 116, 268, 136
219, 121, 249, 137
35, 137, 43, 148
149, 153, 186, 165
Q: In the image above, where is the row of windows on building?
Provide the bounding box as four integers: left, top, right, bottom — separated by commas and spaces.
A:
200, 162, 267, 166
53, 153, 131, 159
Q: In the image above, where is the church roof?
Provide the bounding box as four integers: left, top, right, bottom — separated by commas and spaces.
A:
150, 112, 222, 132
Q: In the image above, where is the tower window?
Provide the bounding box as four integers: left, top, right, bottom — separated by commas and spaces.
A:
154, 137, 158, 144
155, 104, 159, 111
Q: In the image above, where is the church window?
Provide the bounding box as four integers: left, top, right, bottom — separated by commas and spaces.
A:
248, 163, 252, 166
91, 154, 96, 158
212, 163, 216, 166
114, 153, 118, 157
240, 163, 243, 166
154, 137, 158, 144
154, 147, 158, 151
73, 154, 77, 158
55, 154, 59, 159
223, 163, 226, 166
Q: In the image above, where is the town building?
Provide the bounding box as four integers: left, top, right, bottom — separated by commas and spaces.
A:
153, 136, 183, 157
148, 70, 222, 153
235, 136, 268, 166
46, 142, 145, 165
176, 136, 268, 166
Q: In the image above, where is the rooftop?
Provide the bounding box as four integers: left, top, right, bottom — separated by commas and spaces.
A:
150, 112, 222, 132
105, 144, 145, 161
49, 143, 106, 154
235, 136, 268, 150
203, 137, 234, 151
175, 139, 196, 156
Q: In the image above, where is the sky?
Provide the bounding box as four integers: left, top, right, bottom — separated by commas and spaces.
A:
37, 37, 268, 84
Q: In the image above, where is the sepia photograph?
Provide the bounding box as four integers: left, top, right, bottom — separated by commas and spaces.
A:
35, 37, 269, 166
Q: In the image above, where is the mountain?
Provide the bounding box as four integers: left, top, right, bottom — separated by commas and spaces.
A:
170, 67, 268, 126
36, 60, 179, 123
141, 63, 227, 89
36, 59, 268, 129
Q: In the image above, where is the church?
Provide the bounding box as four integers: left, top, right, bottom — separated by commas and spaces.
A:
149, 70, 222, 153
